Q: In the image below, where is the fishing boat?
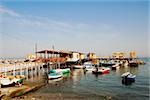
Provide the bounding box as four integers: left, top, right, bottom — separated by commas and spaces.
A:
100, 60, 115, 67
0, 78, 15, 87
48, 72, 63, 80
128, 60, 138, 67
84, 62, 95, 71
50, 68, 70, 75
121, 72, 136, 84
112, 63, 120, 70
92, 67, 110, 74
0, 75, 25, 88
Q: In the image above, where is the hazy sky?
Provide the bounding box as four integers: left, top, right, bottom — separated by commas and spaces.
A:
0, 0, 149, 58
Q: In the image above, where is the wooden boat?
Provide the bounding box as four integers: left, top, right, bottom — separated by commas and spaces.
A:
92, 67, 110, 74
48, 72, 63, 80
121, 72, 136, 84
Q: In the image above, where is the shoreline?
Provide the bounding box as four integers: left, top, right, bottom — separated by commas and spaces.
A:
0, 81, 46, 100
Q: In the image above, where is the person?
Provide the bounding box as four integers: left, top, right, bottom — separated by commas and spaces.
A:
95, 65, 98, 72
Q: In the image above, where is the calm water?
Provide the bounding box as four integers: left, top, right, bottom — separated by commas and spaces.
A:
27, 58, 149, 100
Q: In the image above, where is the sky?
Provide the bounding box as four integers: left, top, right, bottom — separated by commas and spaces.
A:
0, 0, 149, 58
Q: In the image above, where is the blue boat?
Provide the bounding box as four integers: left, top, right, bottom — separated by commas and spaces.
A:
121, 72, 136, 84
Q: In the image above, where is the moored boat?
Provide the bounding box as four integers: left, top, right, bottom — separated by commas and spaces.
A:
112, 63, 120, 70
121, 72, 136, 84
48, 72, 63, 80
100, 60, 115, 67
128, 60, 138, 67
73, 65, 85, 69
84, 62, 95, 71
92, 67, 110, 74
0, 78, 15, 88
50, 68, 70, 74
0, 75, 25, 88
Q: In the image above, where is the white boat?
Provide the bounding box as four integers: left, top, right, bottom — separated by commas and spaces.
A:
121, 72, 136, 78
124, 61, 129, 67
0, 78, 15, 87
112, 63, 120, 70
83, 62, 95, 71
48, 72, 63, 80
121, 72, 130, 77
73, 65, 85, 69
0, 75, 25, 87
48, 77, 63, 83
121, 72, 136, 83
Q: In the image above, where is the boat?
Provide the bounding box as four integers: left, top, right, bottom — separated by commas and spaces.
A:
48, 72, 63, 80
48, 77, 63, 83
60, 68, 70, 74
0, 75, 25, 88
128, 60, 138, 67
83, 62, 95, 71
0, 78, 15, 87
50, 68, 70, 75
73, 65, 85, 69
92, 67, 110, 74
100, 61, 115, 67
112, 63, 120, 70
121, 72, 136, 84
123, 61, 129, 67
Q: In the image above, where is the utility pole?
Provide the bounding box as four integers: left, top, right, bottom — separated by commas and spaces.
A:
35, 43, 37, 59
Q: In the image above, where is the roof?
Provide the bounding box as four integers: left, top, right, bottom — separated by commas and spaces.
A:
36, 50, 71, 55
36, 50, 85, 55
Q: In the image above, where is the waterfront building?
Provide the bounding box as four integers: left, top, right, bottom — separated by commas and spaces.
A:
87, 53, 97, 59
87, 53, 99, 64
36, 50, 85, 63
130, 51, 137, 59
26, 54, 36, 60
66, 51, 85, 62
112, 52, 126, 59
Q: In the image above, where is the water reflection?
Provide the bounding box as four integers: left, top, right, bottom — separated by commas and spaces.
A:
71, 69, 84, 83
115, 66, 139, 76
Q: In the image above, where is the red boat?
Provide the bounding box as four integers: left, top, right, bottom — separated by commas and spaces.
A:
92, 67, 110, 74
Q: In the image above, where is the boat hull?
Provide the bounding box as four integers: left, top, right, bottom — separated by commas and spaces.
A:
121, 72, 136, 85
92, 69, 110, 74
48, 73, 62, 80
73, 65, 85, 69
100, 63, 115, 67
129, 63, 138, 67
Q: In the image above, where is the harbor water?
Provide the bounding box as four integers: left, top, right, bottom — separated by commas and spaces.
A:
16, 58, 149, 100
